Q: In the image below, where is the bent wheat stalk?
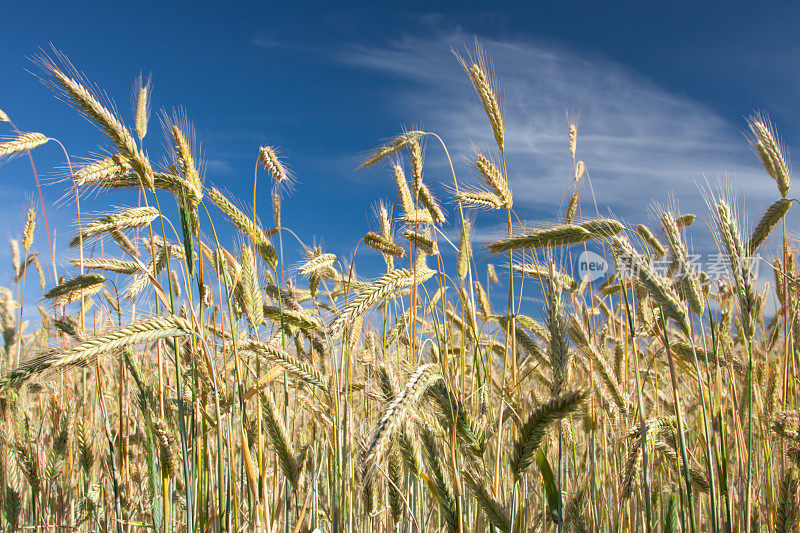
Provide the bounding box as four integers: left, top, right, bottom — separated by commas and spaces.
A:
0, 316, 193, 390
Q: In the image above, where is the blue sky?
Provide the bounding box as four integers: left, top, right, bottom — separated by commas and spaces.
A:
1, 1, 799, 303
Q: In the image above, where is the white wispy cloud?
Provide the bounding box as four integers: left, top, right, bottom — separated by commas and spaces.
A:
342, 31, 788, 242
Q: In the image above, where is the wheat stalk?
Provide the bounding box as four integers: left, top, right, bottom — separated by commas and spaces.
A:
260, 391, 301, 486
263, 305, 322, 331
420, 428, 460, 533
363, 364, 440, 478
168, 120, 203, 205
364, 232, 404, 257
43, 57, 155, 188
609, 235, 691, 337
360, 130, 427, 168
73, 258, 139, 275
259, 146, 293, 190
44, 273, 106, 307
715, 199, 757, 339
488, 219, 623, 252
0, 316, 193, 390
748, 112, 791, 197
69, 206, 158, 247
239, 338, 326, 390
0, 133, 49, 159
475, 153, 511, 208
403, 230, 438, 255
330, 266, 434, 336
511, 389, 587, 479
748, 197, 792, 254
464, 469, 510, 532
19, 211, 36, 258
455, 45, 504, 151
417, 182, 446, 224
240, 245, 263, 331
299, 252, 337, 276
207, 186, 277, 268
73, 155, 132, 187
636, 224, 667, 258
456, 186, 505, 210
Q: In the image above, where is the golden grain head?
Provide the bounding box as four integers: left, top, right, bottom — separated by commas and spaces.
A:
259, 145, 293, 189
133, 72, 152, 141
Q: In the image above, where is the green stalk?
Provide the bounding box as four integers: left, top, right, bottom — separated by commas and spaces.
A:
658, 310, 696, 533
687, 319, 718, 531
615, 260, 653, 533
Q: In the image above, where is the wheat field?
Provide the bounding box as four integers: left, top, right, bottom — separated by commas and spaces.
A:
0, 45, 796, 532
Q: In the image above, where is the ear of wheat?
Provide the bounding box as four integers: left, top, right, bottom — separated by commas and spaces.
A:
360, 130, 427, 168
0, 316, 193, 390
511, 390, 587, 479
0, 133, 49, 159
363, 364, 440, 478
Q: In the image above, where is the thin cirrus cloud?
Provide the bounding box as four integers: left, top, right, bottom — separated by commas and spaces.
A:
341, 32, 784, 241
